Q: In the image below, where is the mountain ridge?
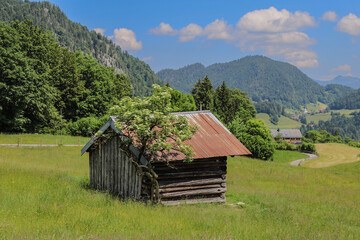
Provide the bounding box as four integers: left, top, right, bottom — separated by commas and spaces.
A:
157, 56, 349, 109
315, 75, 360, 89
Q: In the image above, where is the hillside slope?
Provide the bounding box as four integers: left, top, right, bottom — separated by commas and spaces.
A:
157, 56, 348, 109
0, 0, 162, 96
329, 89, 360, 110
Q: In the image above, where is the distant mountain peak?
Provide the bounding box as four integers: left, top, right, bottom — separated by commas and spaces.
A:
157, 56, 351, 109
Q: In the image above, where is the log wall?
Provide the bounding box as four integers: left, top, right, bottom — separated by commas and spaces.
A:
89, 135, 142, 199
152, 157, 227, 205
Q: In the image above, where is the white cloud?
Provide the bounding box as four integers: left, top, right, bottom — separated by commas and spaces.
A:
93, 28, 106, 36
236, 7, 315, 33
337, 13, 360, 36
321, 11, 338, 22
331, 64, 351, 72
203, 19, 234, 40
150, 7, 318, 68
110, 28, 142, 51
142, 56, 154, 62
178, 23, 203, 42
149, 22, 177, 35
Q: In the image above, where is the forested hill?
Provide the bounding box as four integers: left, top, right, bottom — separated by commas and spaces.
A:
0, 0, 163, 96
157, 56, 348, 109
329, 89, 360, 110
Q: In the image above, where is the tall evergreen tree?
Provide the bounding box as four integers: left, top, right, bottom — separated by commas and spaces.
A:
191, 76, 214, 110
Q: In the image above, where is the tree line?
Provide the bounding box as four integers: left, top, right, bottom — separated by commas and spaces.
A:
0, 20, 132, 133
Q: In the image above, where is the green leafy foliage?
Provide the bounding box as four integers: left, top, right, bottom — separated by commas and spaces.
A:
254, 101, 283, 125
301, 112, 360, 140
274, 140, 296, 151
66, 116, 109, 137
0, 21, 131, 133
0, 0, 163, 96
329, 88, 360, 110
214, 82, 256, 125
303, 130, 343, 143
109, 84, 197, 163
169, 88, 196, 112
296, 142, 316, 153
158, 56, 351, 109
237, 119, 275, 160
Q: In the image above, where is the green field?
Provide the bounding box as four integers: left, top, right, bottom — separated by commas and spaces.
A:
272, 150, 308, 163
1, 145, 359, 239
306, 109, 360, 124
304, 102, 328, 112
256, 113, 302, 129
0, 134, 89, 146
302, 143, 360, 168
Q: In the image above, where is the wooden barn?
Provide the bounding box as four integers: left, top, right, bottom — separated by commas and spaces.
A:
81, 110, 251, 205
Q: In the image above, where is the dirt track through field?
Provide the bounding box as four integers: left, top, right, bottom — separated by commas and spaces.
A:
290, 153, 318, 166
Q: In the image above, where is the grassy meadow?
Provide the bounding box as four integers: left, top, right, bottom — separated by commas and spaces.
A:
256, 113, 302, 129
302, 143, 360, 168
0, 133, 89, 146
1, 143, 360, 239
272, 150, 308, 163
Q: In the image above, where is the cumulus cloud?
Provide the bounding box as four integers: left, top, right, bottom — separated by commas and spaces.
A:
236, 7, 315, 33
110, 28, 142, 51
150, 7, 318, 67
142, 56, 154, 62
149, 22, 177, 35
149, 19, 233, 42
331, 64, 351, 72
203, 19, 234, 40
93, 28, 106, 36
321, 11, 338, 22
337, 13, 360, 36
178, 23, 203, 42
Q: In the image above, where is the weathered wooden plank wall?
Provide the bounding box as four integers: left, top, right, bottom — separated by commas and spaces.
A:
89, 135, 142, 199
153, 157, 227, 205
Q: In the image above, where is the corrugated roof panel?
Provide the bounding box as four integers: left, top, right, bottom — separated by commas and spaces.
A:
82, 110, 251, 160
170, 111, 251, 160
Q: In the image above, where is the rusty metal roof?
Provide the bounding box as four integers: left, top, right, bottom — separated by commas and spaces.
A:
81, 111, 251, 161
170, 111, 251, 160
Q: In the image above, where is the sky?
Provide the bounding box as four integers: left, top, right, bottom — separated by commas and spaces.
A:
45, 0, 360, 81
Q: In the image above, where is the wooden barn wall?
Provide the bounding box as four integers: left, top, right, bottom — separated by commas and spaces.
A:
89, 136, 142, 199
151, 157, 227, 205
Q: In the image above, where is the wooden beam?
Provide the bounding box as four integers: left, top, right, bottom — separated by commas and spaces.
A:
160, 187, 226, 198
161, 197, 226, 206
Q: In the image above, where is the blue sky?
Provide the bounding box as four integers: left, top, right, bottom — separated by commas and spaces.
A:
46, 0, 360, 81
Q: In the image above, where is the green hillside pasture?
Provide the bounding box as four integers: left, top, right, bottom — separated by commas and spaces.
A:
302, 143, 360, 168
1, 146, 360, 239
256, 113, 302, 129
306, 113, 332, 124
272, 150, 308, 163
304, 102, 328, 112
0, 134, 89, 146
307, 109, 360, 124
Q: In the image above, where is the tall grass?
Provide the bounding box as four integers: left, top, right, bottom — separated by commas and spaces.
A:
272, 150, 308, 163
1, 146, 359, 239
0, 134, 89, 145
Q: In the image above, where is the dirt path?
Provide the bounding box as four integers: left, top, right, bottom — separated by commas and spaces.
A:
290, 153, 318, 166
